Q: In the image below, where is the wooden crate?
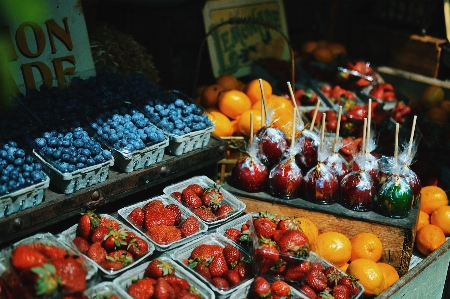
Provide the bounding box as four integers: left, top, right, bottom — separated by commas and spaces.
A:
222, 179, 418, 277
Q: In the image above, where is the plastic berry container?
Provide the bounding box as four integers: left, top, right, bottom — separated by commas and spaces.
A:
228, 277, 310, 299
215, 212, 256, 254
84, 281, 127, 299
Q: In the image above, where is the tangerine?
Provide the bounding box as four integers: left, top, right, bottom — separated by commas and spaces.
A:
315, 232, 352, 267
419, 186, 448, 214
237, 109, 263, 136
230, 119, 240, 135
416, 210, 430, 232
272, 111, 294, 139
415, 224, 446, 256
350, 233, 383, 262
420, 85, 444, 110
295, 217, 319, 249
377, 262, 399, 292
244, 79, 272, 105
302, 41, 318, 54
207, 110, 233, 137
327, 42, 347, 57
430, 205, 450, 235
217, 90, 252, 120
216, 74, 242, 90
312, 46, 334, 64
347, 258, 385, 296
201, 84, 224, 108
425, 107, 449, 123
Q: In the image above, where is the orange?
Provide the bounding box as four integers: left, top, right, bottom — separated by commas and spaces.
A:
302, 41, 318, 54
419, 186, 448, 214
272, 111, 294, 139
217, 89, 252, 120
327, 42, 347, 57
237, 109, 263, 136
350, 232, 383, 262
207, 110, 233, 137
430, 205, 450, 235
347, 258, 385, 296
201, 84, 224, 108
420, 85, 444, 110
377, 262, 399, 292
415, 224, 446, 256
215, 74, 241, 90
312, 46, 334, 64
294, 217, 319, 249
416, 210, 430, 232
425, 107, 449, 123
230, 119, 240, 135
315, 232, 352, 267
244, 79, 272, 105
441, 100, 450, 113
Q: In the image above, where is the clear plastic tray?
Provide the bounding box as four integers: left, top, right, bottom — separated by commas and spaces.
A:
117, 195, 208, 251
228, 277, 310, 299
84, 281, 127, 299
113, 255, 215, 299
59, 214, 155, 279
358, 85, 397, 111
170, 233, 252, 299
215, 212, 255, 254
162, 176, 246, 228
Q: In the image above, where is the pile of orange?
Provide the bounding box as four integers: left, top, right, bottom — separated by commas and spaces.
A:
300, 40, 347, 64
197, 74, 296, 138
415, 185, 449, 257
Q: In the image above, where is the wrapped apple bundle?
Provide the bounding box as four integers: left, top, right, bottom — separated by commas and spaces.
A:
256, 115, 289, 168
303, 114, 339, 204
294, 101, 320, 172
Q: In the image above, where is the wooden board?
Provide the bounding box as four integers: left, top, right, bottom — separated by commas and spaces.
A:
222, 178, 419, 277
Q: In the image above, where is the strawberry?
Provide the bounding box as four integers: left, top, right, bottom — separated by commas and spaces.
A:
166, 204, 182, 226
170, 191, 182, 202
87, 242, 107, 264
185, 184, 204, 196
189, 244, 223, 265
177, 290, 202, 299
0, 276, 14, 299
144, 258, 175, 279
201, 185, 223, 210
90, 225, 110, 243
127, 278, 155, 299
192, 207, 216, 222
30, 243, 67, 260
127, 207, 145, 228
179, 216, 200, 237
284, 260, 311, 281
153, 277, 176, 299
224, 228, 241, 243
182, 189, 203, 209
208, 253, 228, 277
252, 276, 271, 297
339, 275, 360, 296
100, 259, 124, 271
210, 277, 229, 291
235, 260, 252, 280
277, 230, 310, 263
269, 259, 286, 274
144, 208, 177, 230
147, 225, 182, 244
222, 244, 241, 269
277, 216, 301, 230
72, 236, 90, 254
11, 244, 47, 271
271, 280, 292, 299
27, 263, 59, 296
53, 256, 87, 294
143, 199, 165, 213
253, 213, 278, 238
108, 250, 134, 267
164, 276, 189, 292
323, 266, 342, 288
254, 237, 279, 274
272, 230, 287, 244
306, 268, 328, 292
214, 204, 233, 220
99, 217, 119, 230
102, 228, 129, 252
311, 261, 325, 272
192, 263, 211, 281
222, 269, 241, 286
332, 284, 350, 299
77, 210, 101, 239
127, 237, 149, 259
297, 284, 317, 299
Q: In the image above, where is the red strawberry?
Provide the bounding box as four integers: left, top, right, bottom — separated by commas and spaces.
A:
284, 260, 311, 281
271, 280, 291, 299
269, 259, 286, 274
87, 242, 107, 264
177, 291, 202, 299
253, 215, 277, 238
189, 244, 223, 264
311, 261, 325, 272
182, 189, 203, 209
170, 191, 182, 202
235, 260, 252, 280
185, 184, 204, 196
193, 263, 211, 281
277, 216, 301, 230
201, 186, 224, 210
179, 216, 200, 237
297, 284, 317, 299
272, 230, 286, 244
323, 266, 342, 288
254, 237, 279, 274
252, 276, 271, 297
339, 275, 360, 296
166, 204, 182, 226
127, 237, 149, 259
72, 236, 90, 254
145, 208, 177, 230
214, 204, 233, 220
192, 207, 216, 222
333, 284, 350, 299
223, 228, 241, 243
127, 278, 155, 299
147, 225, 182, 244
306, 268, 328, 292
127, 207, 145, 228
222, 244, 242, 269
99, 217, 119, 230
29, 243, 67, 260
153, 277, 176, 299
0, 276, 14, 299
164, 276, 189, 292
10, 244, 47, 271
102, 228, 129, 252
53, 256, 87, 294
222, 269, 241, 286
77, 211, 101, 239
277, 230, 310, 263
100, 259, 124, 271
208, 253, 228, 277
145, 258, 175, 279
210, 277, 229, 291
25, 263, 59, 296
143, 199, 165, 213
108, 250, 134, 267
90, 225, 110, 243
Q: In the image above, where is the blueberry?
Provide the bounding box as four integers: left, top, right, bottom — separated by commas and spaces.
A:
14, 158, 24, 166
24, 155, 34, 164
52, 149, 62, 160
0, 185, 7, 194
57, 162, 69, 173
43, 131, 52, 139
47, 137, 59, 147
67, 164, 76, 172
108, 134, 119, 143
77, 155, 87, 164
94, 154, 104, 163
86, 158, 95, 166
5, 154, 15, 163
0, 150, 7, 159
183, 127, 191, 134
174, 99, 184, 107
2, 144, 9, 150
7, 140, 17, 147
73, 139, 84, 148
7, 180, 16, 190
7, 147, 16, 156
22, 171, 30, 178
61, 139, 71, 148
0, 175, 8, 184
80, 148, 91, 157
102, 150, 112, 159
76, 162, 85, 169
172, 129, 182, 136
17, 177, 25, 186
155, 104, 164, 112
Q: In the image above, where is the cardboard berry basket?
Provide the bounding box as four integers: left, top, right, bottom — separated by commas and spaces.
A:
113, 255, 215, 299
84, 281, 127, 299
0, 232, 98, 298
170, 233, 253, 299
162, 175, 246, 228
59, 214, 155, 279
117, 195, 208, 252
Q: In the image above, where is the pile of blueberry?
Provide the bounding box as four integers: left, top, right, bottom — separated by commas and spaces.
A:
0, 140, 46, 196
90, 105, 166, 155
18, 85, 87, 125
0, 105, 35, 136
123, 73, 161, 102
33, 124, 113, 173
142, 94, 213, 136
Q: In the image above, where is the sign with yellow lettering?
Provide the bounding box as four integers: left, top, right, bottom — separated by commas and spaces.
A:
203, 0, 289, 78
0, 0, 95, 94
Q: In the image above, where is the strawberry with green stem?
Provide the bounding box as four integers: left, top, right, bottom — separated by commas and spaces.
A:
201, 184, 224, 210
78, 210, 101, 239
144, 258, 175, 279
102, 228, 129, 252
